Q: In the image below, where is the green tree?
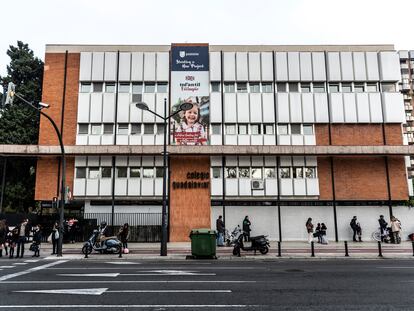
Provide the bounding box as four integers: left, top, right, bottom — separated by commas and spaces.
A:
0, 41, 44, 212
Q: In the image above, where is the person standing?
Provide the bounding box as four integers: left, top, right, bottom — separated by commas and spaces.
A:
118, 223, 130, 250
390, 216, 402, 244
32, 225, 42, 257
216, 216, 225, 246
0, 219, 8, 257
356, 221, 363, 242
350, 216, 358, 242
242, 216, 251, 242
378, 215, 388, 242
16, 219, 29, 258
51, 221, 60, 255
320, 223, 328, 245
315, 223, 322, 243
306, 218, 314, 244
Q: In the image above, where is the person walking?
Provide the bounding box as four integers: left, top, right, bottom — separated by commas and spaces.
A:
118, 223, 130, 250
320, 223, 328, 244
305, 218, 314, 244
350, 216, 358, 242
216, 216, 225, 246
242, 216, 251, 242
0, 219, 8, 257
390, 216, 402, 244
378, 215, 388, 242
16, 219, 30, 258
51, 221, 60, 255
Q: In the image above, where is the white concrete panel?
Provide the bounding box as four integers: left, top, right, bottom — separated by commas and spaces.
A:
299, 52, 312, 81
76, 135, 88, 145
118, 52, 131, 81
225, 179, 238, 196
291, 135, 303, 145
99, 179, 112, 196
225, 156, 238, 166
73, 179, 86, 196
142, 93, 156, 122
117, 93, 130, 122
114, 178, 127, 196
306, 156, 317, 166
264, 135, 276, 145
289, 93, 302, 123
327, 52, 341, 81
156, 52, 169, 81
210, 92, 222, 123
75, 157, 87, 167
238, 156, 250, 166
252, 189, 264, 196
102, 93, 116, 122
141, 135, 155, 145
154, 178, 163, 196
88, 135, 100, 145
116, 135, 128, 145
211, 179, 223, 196
143, 53, 156, 81
382, 93, 405, 123
261, 52, 274, 81
238, 135, 250, 145
115, 156, 127, 166
275, 52, 288, 81
292, 156, 305, 166
340, 52, 354, 81
278, 135, 291, 145
88, 156, 99, 166
92, 52, 104, 81
365, 52, 380, 81
155, 94, 167, 119
379, 52, 401, 81
293, 179, 306, 196
77, 93, 90, 123
251, 156, 263, 166
251, 135, 263, 145
224, 93, 237, 122
306, 179, 319, 196
248, 52, 261, 81
127, 179, 140, 196
128, 156, 140, 166
265, 179, 278, 196
301, 93, 315, 123
211, 206, 224, 229
314, 93, 329, 123
141, 179, 154, 196
249, 93, 262, 123
369, 93, 383, 123
104, 52, 117, 81
280, 156, 292, 166
236, 52, 248, 81
276, 93, 290, 122
90, 93, 103, 123
392, 206, 414, 240
155, 134, 164, 145
239, 179, 251, 196
225, 135, 237, 145
343, 93, 357, 123
264, 156, 277, 166
211, 156, 222, 166
287, 52, 300, 81
142, 156, 154, 166
131, 52, 144, 81
311, 52, 326, 81
223, 52, 236, 81
237, 93, 249, 122
100, 156, 112, 166
210, 135, 222, 145
329, 93, 345, 123
209, 52, 221, 81
79, 52, 92, 81
304, 135, 316, 145
353, 52, 367, 81
262, 93, 275, 122
280, 179, 293, 195
356, 93, 370, 123
130, 102, 142, 123
86, 179, 99, 196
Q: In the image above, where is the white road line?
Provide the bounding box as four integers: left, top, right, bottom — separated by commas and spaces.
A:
105, 262, 141, 265
57, 273, 120, 277
14, 288, 231, 295
107, 290, 232, 293
0, 266, 15, 269
24, 260, 40, 263
1, 280, 255, 284
121, 273, 216, 276
13, 263, 28, 265
377, 267, 414, 269
0, 260, 67, 281
0, 305, 252, 308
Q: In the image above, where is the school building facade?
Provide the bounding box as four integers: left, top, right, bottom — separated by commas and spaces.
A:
34, 44, 414, 242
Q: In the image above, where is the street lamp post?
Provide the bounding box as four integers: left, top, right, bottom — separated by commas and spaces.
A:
136, 98, 192, 256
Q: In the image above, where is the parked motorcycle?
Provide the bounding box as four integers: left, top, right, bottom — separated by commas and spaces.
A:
82, 229, 122, 255
233, 232, 270, 256
224, 225, 241, 246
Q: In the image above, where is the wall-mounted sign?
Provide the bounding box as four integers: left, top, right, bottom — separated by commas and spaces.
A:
172, 171, 210, 190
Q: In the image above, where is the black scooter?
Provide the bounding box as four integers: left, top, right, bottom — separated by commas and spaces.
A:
233, 231, 270, 256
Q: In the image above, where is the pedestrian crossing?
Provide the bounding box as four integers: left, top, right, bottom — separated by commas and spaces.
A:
0, 259, 40, 273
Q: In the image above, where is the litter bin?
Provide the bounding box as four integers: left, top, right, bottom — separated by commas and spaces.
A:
189, 229, 217, 259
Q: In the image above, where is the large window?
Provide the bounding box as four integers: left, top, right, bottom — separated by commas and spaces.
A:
101, 167, 112, 178
300, 83, 311, 93
144, 83, 155, 93
131, 124, 141, 135
313, 83, 325, 93
225, 124, 236, 135
277, 83, 287, 93
105, 83, 116, 93
80, 83, 91, 93
237, 83, 247, 93
238, 167, 250, 178
289, 83, 299, 92
251, 167, 262, 179
211, 124, 221, 135
211, 82, 221, 92
212, 167, 221, 178
119, 83, 130, 93
224, 83, 235, 93
132, 83, 143, 94
103, 124, 114, 134
142, 168, 154, 178
93, 82, 103, 92
290, 124, 301, 135
250, 83, 260, 93
382, 83, 396, 92
329, 84, 339, 93
264, 168, 276, 178
251, 124, 261, 135
117, 167, 127, 178
91, 124, 101, 135
342, 83, 352, 93
144, 124, 154, 134
262, 83, 273, 93
303, 124, 313, 135
225, 167, 237, 178
117, 124, 129, 135
293, 167, 303, 178
278, 124, 288, 135
279, 167, 291, 178
89, 167, 100, 179
76, 168, 86, 179
264, 124, 274, 135
238, 124, 248, 135
157, 83, 168, 93
130, 167, 141, 178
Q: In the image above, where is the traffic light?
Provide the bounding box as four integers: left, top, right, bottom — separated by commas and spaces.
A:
5, 82, 15, 105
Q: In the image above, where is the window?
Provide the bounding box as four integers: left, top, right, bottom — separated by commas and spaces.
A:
93, 82, 103, 92
305, 167, 316, 178
224, 82, 235, 93
238, 124, 248, 135
354, 83, 364, 93
225, 167, 237, 178
251, 124, 261, 135
291, 124, 301, 135
80, 83, 91, 93
91, 124, 101, 135
366, 83, 378, 92
131, 123, 141, 135
211, 124, 221, 135
225, 124, 236, 135
382, 83, 396, 92
156, 123, 164, 135
279, 167, 291, 178
300, 83, 311, 93
101, 167, 112, 178
105, 83, 115, 93
155, 167, 164, 178
89, 167, 100, 179
262, 83, 273, 93
117, 124, 129, 135
211, 82, 221, 92
144, 83, 155, 93
157, 83, 168, 93
251, 167, 262, 179
264, 124, 274, 135
250, 83, 260, 93
277, 83, 287, 92
313, 83, 325, 93
144, 124, 154, 134
264, 168, 276, 178
237, 82, 247, 93
132, 83, 143, 94
76, 168, 86, 179
143, 168, 154, 178
293, 167, 303, 178
303, 124, 313, 135
212, 167, 221, 178
342, 83, 352, 93
117, 167, 127, 178
118, 83, 130, 93
78, 124, 88, 134
278, 124, 288, 135
130, 167, 141, 178
289, 83, 299, 92
103, 124, 114, 134
238, 167, 250, 178
329, 84, 339, 93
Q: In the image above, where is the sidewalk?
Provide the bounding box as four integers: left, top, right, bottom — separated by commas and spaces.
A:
41, 241, 414, 260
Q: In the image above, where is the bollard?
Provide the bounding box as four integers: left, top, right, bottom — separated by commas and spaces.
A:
311, 241, 315, 257
278, 241, 281, 257
344, 241, 349, 257
412, 241, 414, 257
119, 246, 123, 258
378, 241, 383, 257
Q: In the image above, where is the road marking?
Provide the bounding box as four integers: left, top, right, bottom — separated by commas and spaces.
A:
122, 273, 216, 276
57, 273, 120, 277
0, 305, 251, 308
13, 263, 27, 265
14, 288, 232, 295
107, 290, 232, 293
0, 260, 67, 281
105, 261, 140, 265
0, 266, 15, 269
1, 280, 255, 284
24, 260, 40, 263
377, 266, 414, 269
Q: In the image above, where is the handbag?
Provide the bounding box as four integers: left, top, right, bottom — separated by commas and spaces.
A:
47, 233, 52, 243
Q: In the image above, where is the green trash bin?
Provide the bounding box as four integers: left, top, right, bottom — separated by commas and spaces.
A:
189, 229, 217, 259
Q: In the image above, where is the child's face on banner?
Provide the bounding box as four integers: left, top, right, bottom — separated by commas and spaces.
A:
185, 106, 199, 125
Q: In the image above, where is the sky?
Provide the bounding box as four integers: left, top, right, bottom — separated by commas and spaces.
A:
1, 0, 412, 76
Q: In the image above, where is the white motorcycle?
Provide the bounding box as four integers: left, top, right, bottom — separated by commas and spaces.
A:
224, 225, 242, 246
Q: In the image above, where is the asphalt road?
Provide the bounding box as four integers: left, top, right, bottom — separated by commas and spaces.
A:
0, 258, 413, 310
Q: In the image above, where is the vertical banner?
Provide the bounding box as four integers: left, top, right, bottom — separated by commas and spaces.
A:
170, 44, 209, 145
